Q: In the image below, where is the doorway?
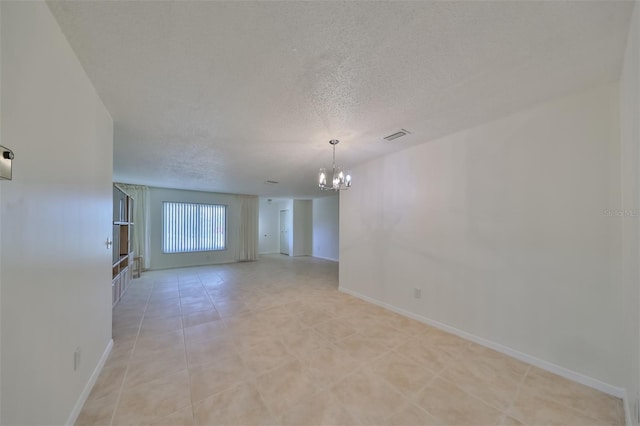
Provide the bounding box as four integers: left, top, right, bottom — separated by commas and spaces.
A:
279, 210, 289, 255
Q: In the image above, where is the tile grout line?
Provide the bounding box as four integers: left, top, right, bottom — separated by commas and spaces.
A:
181, 275, 201, 423
502, 364, 532, 425
203, 272, 281, 425
108, 279, 154, 426
401, 348, 457, 424
388, 337, 524, 423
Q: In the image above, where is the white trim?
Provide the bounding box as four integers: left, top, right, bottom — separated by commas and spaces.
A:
339, 286, 626, 399
66, 339, 113, 426
312, 255, 339, 262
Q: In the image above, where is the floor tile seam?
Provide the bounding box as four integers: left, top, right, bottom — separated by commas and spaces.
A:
202, 285, 222, 309
146, 399, 193, 425
312, 357, 370, 396
374, 352, 444, 394
183, 329, 233, 349
231, 380, 278, 424
429, 339, 472, 362
236, 349, 300, 379
437, 361, 520, 415
405, 358, 459, 423
289, 361, 340, 394
360, 344, 396, 367
380, 398, 418, 424
130, 319, 183, 341
335, 376, 410, 426
137, 322, 184, 340
327, 392, 368, 426
326, 393, 368, 426
379, 336, 412, 352
117, 348, 188, 390
224, 380, 277, 425
176, 279, 191, 328
403, 337, 464, 370
393, 400, 441, 425
311, 330, 356, 345
362, 365, 429, 425
108, 286, 151, 426
435, 373, 510, 420
502, 364, 532, 426
310, 320, 358, 339
188, 374, 251, 408
178, 295, 198, 426
378, 348, 441, 381
253, 367, 325, 421
280, 351, 334, 392
249, 307, 297, 321
327, 335, 370, 364
514, 379, 620, 425
186, 344, 245, 373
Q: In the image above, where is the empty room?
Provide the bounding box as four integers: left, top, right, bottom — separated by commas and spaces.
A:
1, 1, 639, 425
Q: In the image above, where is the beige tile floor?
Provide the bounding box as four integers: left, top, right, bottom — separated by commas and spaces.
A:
77, 255, 625, 426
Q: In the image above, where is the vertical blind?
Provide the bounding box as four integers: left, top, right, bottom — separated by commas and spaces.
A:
163, 202, 226, 253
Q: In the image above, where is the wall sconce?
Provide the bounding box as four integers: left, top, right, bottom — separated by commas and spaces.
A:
1, 146, 14, 180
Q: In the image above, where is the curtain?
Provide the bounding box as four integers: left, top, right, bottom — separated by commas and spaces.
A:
115, 183, 150, 269
236, 195, 258, 261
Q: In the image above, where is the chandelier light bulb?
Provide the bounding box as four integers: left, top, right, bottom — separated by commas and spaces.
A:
345, 170, 352, 187
318, 168, 327, 186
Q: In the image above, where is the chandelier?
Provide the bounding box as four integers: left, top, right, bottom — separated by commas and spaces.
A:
318, 139, 352, 191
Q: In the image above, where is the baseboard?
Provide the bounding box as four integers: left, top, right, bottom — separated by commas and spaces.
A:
312, 255, 339, 262
147, 259, 238, 271
66, 339, 113, 426
339, 286, 626, 399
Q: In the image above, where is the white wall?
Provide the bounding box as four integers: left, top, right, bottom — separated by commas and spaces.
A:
1, 2, 114, 424
292, 199, 312, 256
270, 199, 312, 257
620, 3, 640, 424
312, 195, 339, 261
148, 187, 243, 270
340, 84, 624, 392
258, 198, 279, 254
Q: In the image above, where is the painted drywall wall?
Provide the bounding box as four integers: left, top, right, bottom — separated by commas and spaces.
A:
270, 199, 312, 257
292, 199, 312, 256
340, 84, 624, 391
620, 3, 640, 424
312, 195, 339, 261
0, 2, 113, 424
258, 198, 279, 254
148, 187, 244, 269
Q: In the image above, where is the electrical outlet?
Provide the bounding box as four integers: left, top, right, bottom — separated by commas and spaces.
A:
414, 288, 422, 299
73, 347, 82, 371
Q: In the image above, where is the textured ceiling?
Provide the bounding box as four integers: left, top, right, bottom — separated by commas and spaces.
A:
48, 1, 634, 198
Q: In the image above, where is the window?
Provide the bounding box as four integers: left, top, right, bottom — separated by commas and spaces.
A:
163, 202, 226, 253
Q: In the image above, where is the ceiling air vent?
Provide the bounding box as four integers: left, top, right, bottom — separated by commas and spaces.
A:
384, 129, 411, 141
264, 180, 279, 185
